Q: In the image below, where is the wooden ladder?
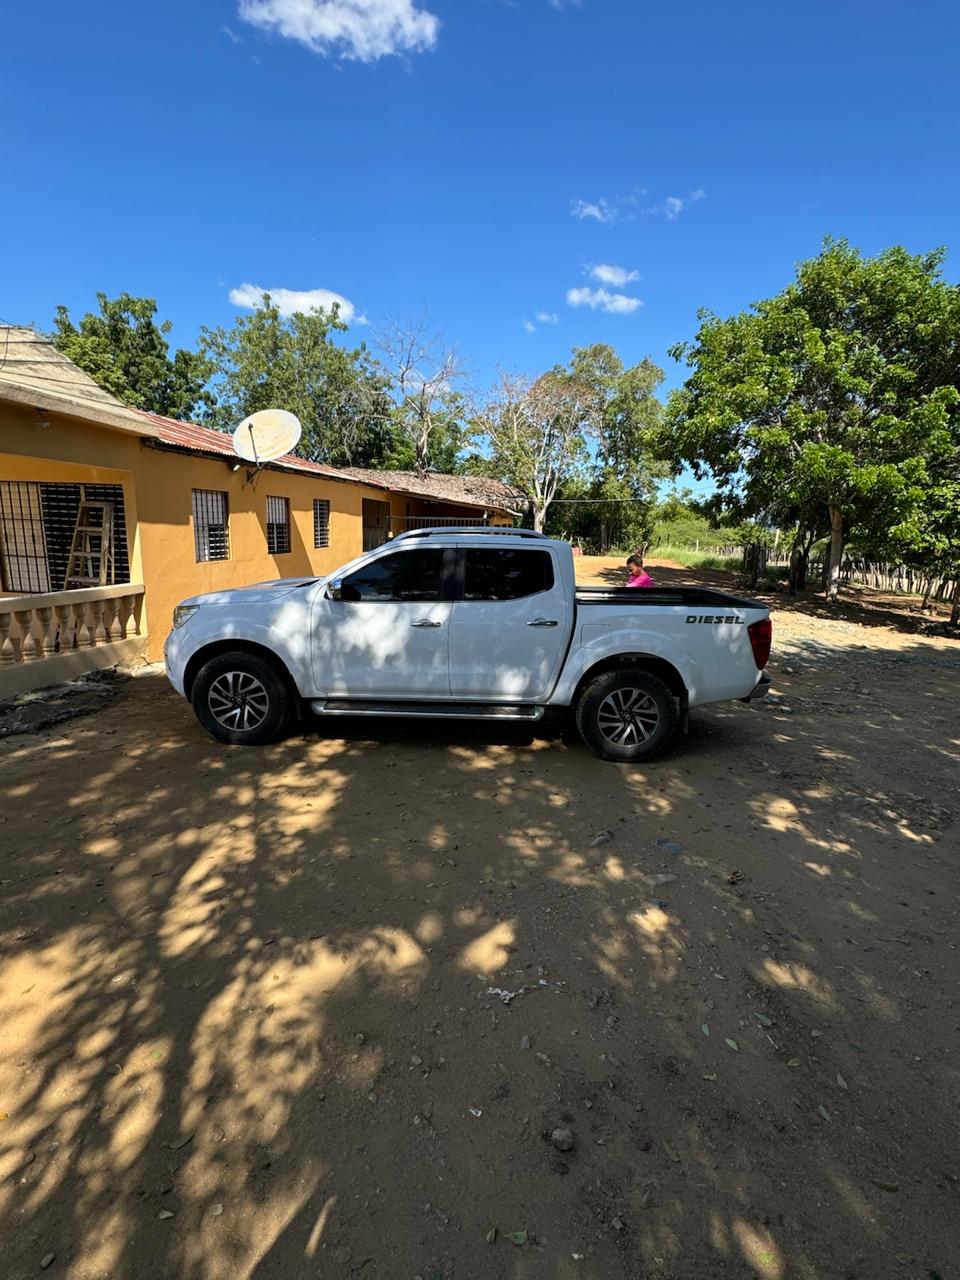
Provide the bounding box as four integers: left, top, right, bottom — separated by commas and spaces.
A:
63, 497, 115, 588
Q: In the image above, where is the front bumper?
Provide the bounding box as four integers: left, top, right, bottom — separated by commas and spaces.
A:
164, 629, 188, 697
740, 672, 772, 703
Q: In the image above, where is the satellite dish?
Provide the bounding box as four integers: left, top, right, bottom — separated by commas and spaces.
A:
232, 409, 302, 464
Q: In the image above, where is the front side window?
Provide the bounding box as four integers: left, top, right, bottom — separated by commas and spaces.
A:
266, 496, 291, 554
192, 489, 229, 562
340, 548, 445, 602
463, 548, 554, 601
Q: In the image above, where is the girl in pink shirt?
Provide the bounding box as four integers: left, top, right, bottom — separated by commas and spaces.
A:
625, 554, 653, 588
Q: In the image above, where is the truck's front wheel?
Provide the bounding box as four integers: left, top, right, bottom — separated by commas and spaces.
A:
191, 651, 293, 745
575, 668, 678, 763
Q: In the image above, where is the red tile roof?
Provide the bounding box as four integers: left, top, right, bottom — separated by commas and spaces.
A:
343, 467, 524, 512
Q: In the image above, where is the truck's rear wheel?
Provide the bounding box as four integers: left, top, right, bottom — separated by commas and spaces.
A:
575, 668, 678, 763
191, 651, 293, 745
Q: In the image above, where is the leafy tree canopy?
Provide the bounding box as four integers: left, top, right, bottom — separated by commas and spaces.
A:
476, 345, 666, 537
53, 292, 213, 420
665, 239, 960, 595
200, 298, 399, 468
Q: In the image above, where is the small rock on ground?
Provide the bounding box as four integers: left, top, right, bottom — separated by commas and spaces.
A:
551, 1127, 575, 1152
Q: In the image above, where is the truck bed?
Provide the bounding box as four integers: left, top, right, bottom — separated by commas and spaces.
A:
575, 586, 763, 610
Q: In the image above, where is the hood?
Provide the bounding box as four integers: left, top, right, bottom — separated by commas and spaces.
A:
179, 578, 320, 608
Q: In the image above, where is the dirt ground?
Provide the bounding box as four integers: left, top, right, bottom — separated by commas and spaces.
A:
1, 557, 959, 1280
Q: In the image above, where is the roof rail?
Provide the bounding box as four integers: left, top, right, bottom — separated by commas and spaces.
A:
392, 526, 547, 542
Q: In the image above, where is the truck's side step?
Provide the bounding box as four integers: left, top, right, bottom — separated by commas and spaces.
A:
309, 699, 544, 721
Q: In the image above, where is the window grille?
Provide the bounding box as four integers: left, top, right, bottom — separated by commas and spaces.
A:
313, 498, 330, 549
0, 481, 129, 591
192, 489, 230, 562
267, 496, 291, 554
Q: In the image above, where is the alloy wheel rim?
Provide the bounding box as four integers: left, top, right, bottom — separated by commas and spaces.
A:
208, 671, 270, 731
596, 687, 660, 746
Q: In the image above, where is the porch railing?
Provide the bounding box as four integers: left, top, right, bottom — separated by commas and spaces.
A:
392, 515, 492, 530
0, 583, 147, 696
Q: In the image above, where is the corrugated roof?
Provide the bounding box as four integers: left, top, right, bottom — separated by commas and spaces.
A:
0, 326, 159, 437
142, 412, 346, 480
146, 414, 523, 512
343, 467, 525, 513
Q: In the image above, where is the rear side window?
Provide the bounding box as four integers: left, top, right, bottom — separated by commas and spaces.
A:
341, 548, 446, 602
463, 548, 554, 601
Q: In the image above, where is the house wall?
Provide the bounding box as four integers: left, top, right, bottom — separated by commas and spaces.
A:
0, 403, 146, 590
0, 404, 382, 659
1, 403, 515, 665
133, 448, 382, 656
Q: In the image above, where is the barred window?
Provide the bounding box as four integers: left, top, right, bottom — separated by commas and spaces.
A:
313, 499, 331, 549
267, 496, 291, 554
0, 481, 130, 592
192, 489, 229, 562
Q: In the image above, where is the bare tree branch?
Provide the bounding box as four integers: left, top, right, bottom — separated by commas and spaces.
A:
376, 313, 466, 474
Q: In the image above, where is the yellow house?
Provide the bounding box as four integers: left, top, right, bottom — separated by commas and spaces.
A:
0, 327, 521, 693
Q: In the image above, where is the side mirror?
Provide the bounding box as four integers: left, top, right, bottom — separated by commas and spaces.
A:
329, 578, 343, 602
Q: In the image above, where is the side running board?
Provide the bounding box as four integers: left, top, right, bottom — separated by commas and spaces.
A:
309, 699, 544, 722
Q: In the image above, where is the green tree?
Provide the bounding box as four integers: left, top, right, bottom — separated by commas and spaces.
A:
200, 298, 398, 467
894, 475, 960, 623
665, 240, 960, 597
53, 292, 213, 420
650, 490, 721, 550
570, 345, 666, 552
474, 368, 598, 531
544, 472, 654, 554
378, 392, 470, 473
477, 348, 665, 536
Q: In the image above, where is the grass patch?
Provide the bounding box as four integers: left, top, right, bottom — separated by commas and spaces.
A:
651, 547, 791, 586
652, 546, 742, 571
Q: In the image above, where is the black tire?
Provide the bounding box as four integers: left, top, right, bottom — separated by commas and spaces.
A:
191, 650, 293, 745
575, 667, 678, 763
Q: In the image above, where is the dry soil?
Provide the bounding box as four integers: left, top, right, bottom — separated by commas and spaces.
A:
1, 559, 958, 1280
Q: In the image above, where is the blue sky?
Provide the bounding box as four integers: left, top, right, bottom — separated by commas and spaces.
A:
3, 0, 960, 409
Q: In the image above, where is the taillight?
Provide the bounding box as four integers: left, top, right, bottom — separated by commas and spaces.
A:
748, 617, 772, 669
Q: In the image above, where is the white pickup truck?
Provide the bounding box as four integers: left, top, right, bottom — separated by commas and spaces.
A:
164, 528, 772, 762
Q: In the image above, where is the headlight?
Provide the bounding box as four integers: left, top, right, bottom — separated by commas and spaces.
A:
172, 604, 199, 630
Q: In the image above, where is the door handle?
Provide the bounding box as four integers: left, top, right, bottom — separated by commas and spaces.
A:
411, 619, 443, 628
528, 618, 559, 627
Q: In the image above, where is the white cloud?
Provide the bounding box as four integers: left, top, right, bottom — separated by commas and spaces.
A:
566, 286, 642, 315
523, 320, 536, 333
222, 24, 242, 42
229, 283, 362, 323
644, 189, 705, 219
570, 197, 617, 225
237, 0, 440, 62
536, 311, 559, 324
588, 263, 638, 287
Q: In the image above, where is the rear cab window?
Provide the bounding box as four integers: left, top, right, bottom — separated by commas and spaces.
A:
462, 548, 555, 600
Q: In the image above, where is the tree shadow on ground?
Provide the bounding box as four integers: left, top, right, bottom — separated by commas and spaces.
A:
0, 661, 958, 1280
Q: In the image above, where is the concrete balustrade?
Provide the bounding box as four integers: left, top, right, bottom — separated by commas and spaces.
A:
0, 583, 147, 696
